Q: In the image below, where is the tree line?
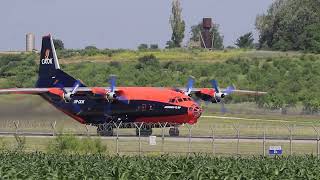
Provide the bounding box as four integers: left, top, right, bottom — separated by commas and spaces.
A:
53, 0, 320, 53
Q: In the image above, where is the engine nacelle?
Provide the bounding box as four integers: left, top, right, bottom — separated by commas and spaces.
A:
210, 93, 225, 103
215, 93, 225, 99
63, 92, 73, 103
106, 92, 117, 101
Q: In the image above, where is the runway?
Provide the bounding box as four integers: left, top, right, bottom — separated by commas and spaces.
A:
0, 131, 318, 144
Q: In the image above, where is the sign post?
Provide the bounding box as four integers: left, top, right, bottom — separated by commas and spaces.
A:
149, 136, 157, 146
269, 146, 282, 155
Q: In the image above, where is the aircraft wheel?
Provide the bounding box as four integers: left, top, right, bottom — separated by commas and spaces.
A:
97, 125, 113, 136
169, 127, 179, 137
136, 127, 152, 136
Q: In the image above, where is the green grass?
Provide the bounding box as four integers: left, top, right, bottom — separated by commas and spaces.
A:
58, 49, 319, 63
1, 134, 319, 156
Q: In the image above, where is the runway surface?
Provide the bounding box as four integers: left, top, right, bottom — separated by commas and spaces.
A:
0, 131, 318, 144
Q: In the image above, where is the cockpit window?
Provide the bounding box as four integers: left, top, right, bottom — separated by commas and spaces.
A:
188, 98, 192, 101
178, 98, 183, 102
183, 98, 188, 101
169, 99, 175, 103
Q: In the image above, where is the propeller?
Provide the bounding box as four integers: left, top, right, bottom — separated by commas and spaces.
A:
53, 80, 83, 114
106, 75, 117, 101
54, 80, 81, 102
210, 80, 235, 114
104, 75, 129, 116
106, 75, 129, 104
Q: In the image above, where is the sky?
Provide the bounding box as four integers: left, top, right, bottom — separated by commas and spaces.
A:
0, 0, 273, 51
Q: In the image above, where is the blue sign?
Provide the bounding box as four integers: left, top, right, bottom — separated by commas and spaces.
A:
269, 146, 282, 155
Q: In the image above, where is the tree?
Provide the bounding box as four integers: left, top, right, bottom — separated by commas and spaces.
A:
53, 39, 64, 50
235, 32, 254, 48
256, 0, 320, 52
298, 23, 320, 53
138, 44, 148, 50
167, 0, 185, 48
150, 44, 159, 50
189, 23, 224, 49
85, 46, 98, 50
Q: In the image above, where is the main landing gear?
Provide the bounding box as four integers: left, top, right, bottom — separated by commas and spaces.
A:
97, 124, 113, 136
95, 122, 180, 137
169, 127, 179, 137
136, 127, 153, 136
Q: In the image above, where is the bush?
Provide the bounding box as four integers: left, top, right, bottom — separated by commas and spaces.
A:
47, 134, 107, 154
150, 44, 159, 50
136, 54, 160, 69
138, 44, 148, 50
14, 134, 26, 152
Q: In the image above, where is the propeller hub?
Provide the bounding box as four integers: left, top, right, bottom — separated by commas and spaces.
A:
106, 92, 117, 101
215, 93, 225, 99
63, 92, 73, 102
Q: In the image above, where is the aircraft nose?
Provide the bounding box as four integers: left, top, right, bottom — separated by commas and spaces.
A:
188, 104, 202, 123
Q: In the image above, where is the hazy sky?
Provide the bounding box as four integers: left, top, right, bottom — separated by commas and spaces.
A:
0, 0, 273, 50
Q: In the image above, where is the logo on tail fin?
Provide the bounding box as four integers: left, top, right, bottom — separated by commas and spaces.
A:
41, 49, 53, 64
44, 49, 50, 59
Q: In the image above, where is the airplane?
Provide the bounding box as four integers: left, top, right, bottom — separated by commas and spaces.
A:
0, 35, 266, 136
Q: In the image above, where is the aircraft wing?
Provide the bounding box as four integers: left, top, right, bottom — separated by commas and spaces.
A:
231, 89, 267, 96
0, 88, 50, 95
0, 87, 113, 95
176, 88, 267, 96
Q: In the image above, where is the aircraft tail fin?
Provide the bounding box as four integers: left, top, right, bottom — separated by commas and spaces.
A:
36, 35, 85, 88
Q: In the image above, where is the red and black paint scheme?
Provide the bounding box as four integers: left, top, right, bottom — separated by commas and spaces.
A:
0, 35, 266, 136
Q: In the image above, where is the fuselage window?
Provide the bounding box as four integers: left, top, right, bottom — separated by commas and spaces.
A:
142, 104, 146, 111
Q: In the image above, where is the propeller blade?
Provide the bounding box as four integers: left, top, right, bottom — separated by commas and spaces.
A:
71, 80, 81, 94
109, 75, 116, 93
223, 85, 235, 95
211, 80, 220, 93
104, 102, 112, 117
186, 77, 194, 94
118, 95, 130, 104
220, 99, 227, 114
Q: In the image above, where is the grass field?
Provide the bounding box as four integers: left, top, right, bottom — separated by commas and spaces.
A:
57, 49, 317, 64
